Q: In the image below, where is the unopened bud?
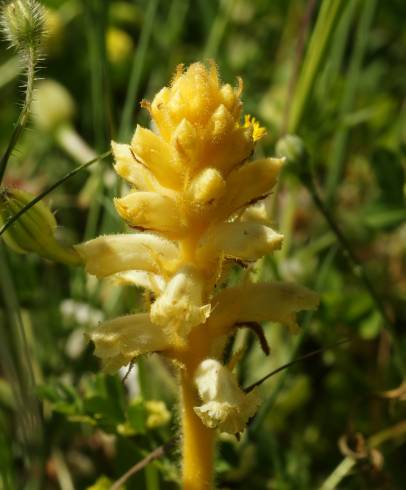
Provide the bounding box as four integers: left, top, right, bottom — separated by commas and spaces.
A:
1, 0, 45, 54
106, 27, 133, 65
276, 134, 311, 183
32, 79, 75, 131
276, 134, 308, 167
0, 188, 81, 266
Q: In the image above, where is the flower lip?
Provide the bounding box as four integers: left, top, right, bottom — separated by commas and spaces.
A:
193, 359, 260, 434
89, 313, 172, 372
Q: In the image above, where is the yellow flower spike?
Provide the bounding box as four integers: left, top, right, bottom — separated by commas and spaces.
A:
75, 61, 319, 490
193, 359, 260, 434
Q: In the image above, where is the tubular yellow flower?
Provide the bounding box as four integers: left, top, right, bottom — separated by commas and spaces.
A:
77, 61, 319, 490
194, 359, 260, 434
89, 313, 171, 373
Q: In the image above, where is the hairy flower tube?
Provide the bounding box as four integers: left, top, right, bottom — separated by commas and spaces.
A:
76, 62, 319, 490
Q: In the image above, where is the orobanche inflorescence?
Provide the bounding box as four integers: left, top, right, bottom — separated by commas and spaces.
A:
76, 61, 318, 486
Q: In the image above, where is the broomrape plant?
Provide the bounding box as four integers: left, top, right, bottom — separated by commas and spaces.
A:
74, 62, 319, 489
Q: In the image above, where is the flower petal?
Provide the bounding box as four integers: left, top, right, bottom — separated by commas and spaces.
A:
112, 271, 166, 295
75, 233, 179, 278
197, 222, 283, 262
238, 194, 274, 225
187, 167, 226, 207
90, 313, 171, 372
131, 126, 183, 189
150, 265, 211, 339
112, 141, 164, 193
114, 192, 184, 234
219, 157, 283, 219
193, 359, 260, 434
209, 282, 320, 335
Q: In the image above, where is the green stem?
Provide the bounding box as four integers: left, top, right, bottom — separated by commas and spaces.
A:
325, 0, 377, 205
0, 46, 36, 184
83, 0, 110, 240
287, 0, 344, 133
203, 0, 236, 59
0, 245, 43, 488
119, 0, 159, 140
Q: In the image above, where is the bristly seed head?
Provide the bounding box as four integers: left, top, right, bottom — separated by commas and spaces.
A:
1, 0, 45, 56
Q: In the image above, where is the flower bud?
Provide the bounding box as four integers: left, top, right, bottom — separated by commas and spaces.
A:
1, 0, 45, 54
275, 134, 309, 169
32, 79, 75, 132
0, 188, 81, 265
106, 27, 133, 65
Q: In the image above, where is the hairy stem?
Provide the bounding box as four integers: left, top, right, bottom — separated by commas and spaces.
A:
0, 46, 36, 184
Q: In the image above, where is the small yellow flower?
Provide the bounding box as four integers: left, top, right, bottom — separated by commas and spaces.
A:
193, 359, 260, 434
242, 114, 267, 142
145, 400, 171, 429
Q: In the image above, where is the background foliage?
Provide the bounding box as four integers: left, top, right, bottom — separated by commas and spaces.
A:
0, 0, 405, 489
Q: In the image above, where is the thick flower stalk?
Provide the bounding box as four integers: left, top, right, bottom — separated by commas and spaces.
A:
76, 62, 319, 489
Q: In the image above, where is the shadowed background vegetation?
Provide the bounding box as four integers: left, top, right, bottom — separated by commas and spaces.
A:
0, 0, 405, 489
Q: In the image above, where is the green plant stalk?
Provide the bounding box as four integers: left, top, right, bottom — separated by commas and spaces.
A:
119, 0, 159, 140
0, 245, 43, 489
320, 421, 406, 490
83, 0, 110, 240
0, 46, 36, 184
318, 0, 359, 101
0, 151, 111, 238
287, 0, 344, 134
165, 0, 189, 46
203, 0, 236, 59
325, 0, 378, 205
